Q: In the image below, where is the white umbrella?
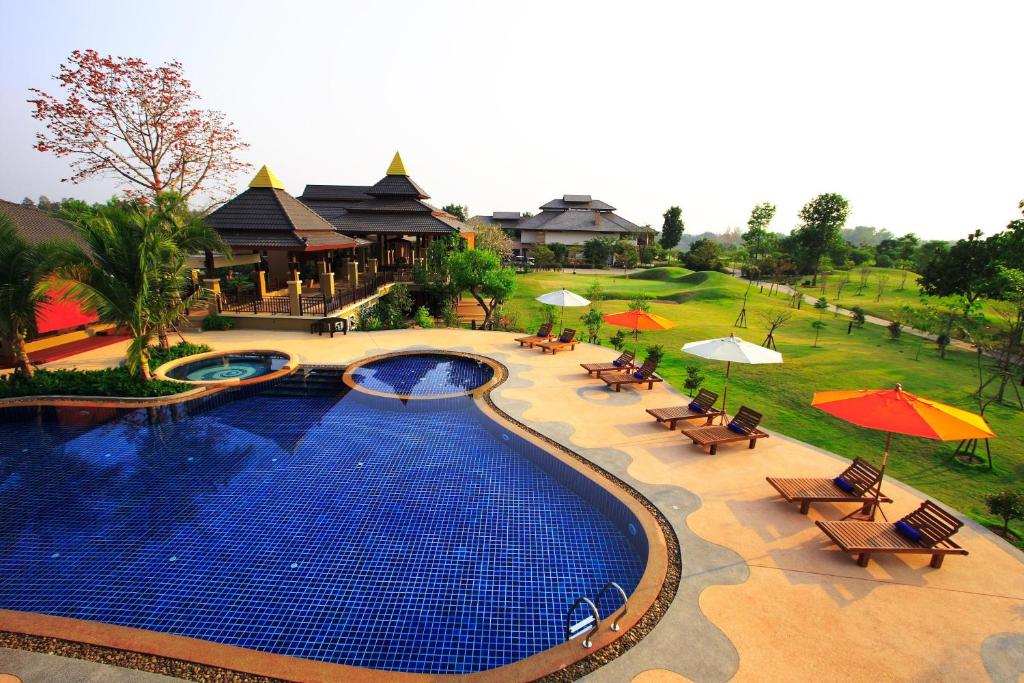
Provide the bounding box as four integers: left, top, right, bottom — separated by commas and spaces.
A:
682, 333, 782, 423
535, 289, 591, 333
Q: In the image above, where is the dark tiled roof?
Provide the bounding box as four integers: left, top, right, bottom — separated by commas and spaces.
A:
299, 185, 371, 201
345, 198, 433, 214
367, 174, 429, 199
539, 197, 617, 211
515, 205, 646, 236
328, 212, 465, 235
0, 199, 82, 246
206, 187, 356, 250
493, 211, 522, 220
563, 194, 592, 203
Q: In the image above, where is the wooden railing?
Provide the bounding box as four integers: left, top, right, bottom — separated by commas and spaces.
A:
218, 270, 408, 316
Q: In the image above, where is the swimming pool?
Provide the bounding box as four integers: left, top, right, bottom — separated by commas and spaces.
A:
163, 351, 290, 382
0, 353, 650, 675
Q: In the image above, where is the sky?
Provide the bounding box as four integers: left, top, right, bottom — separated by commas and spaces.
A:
1, 0, 1022, 241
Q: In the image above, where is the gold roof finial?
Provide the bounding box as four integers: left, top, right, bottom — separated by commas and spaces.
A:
249, 165, 285, 189
387, 151, 408, 176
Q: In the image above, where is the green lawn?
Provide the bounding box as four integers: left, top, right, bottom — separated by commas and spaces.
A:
504, 268, 1024, 542
791, 266, 1005, 334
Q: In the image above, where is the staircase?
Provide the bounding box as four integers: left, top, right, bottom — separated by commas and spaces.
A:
260, 366, 347, 398
455, 296, 487, 326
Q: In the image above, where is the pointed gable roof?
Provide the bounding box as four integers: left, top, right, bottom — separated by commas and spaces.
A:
368, 151, 430, 199
207, 166, 356, 251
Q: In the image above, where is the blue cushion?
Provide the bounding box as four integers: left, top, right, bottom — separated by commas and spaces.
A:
612, 359, 622, 367
633, 371, 645, 379
895, 520, 922, 543
727, 421, 747, 435
833, 476, 855, 494
688, 401, 703, 412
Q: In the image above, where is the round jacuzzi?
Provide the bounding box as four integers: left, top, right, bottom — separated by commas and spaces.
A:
343, 351, 500, 399
157, 350, 295, 385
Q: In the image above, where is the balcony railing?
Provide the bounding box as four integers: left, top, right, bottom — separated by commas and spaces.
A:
218, 270, 410, 316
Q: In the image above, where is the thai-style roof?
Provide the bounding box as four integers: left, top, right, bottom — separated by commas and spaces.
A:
0, 199, 83, 246
206, 166, 357, 251
539, 196, 617, 211
299, 152, 470, 236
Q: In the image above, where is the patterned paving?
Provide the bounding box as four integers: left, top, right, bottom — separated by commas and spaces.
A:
0, 357, 644, 674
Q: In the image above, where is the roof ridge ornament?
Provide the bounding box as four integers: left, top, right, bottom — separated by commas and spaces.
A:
387, 151, 408, 176
249, 165, 285, 189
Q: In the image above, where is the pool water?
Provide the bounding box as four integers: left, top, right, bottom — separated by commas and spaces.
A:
166, 352, 288, 382
0, 358, 645, 674
350, 353, 494, 396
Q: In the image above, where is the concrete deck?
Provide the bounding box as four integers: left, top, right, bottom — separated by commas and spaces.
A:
5, 328, 1024, 682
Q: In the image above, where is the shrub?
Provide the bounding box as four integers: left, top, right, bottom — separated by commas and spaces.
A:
850, 305, 867, 327
149, 341, 212, 369
609, 329, 627, 350
413, 305, 434, 328
888, 320, 902, 339
0, 367, 188, 399
683, 365, 705, 395
202, 313, 235, 331
644, 344, 665, 366
580, 308, 604, 343
440, 302, 458, 327
985, 490, 1024, 538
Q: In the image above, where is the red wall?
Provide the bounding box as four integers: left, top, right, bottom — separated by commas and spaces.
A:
35, 283, 98, 335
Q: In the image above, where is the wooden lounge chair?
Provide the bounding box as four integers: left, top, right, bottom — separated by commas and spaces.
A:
516, 323, 553, 348
646, 389, 724, 429
681, 406, 768, 454
816, 500, 969, 568
539, 328, 578, 354
766, 457, 894, 515
600, 358, 663, 392
580, 350, 635, 377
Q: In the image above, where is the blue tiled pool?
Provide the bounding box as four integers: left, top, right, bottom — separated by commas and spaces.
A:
349, 352, 494, 396
0, 356, 646, 674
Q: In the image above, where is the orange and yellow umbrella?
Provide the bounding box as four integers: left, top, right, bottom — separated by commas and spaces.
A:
602, 310, 675, 351
812, 384, 994, 518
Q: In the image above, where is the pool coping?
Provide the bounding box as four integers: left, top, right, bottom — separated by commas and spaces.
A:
341, 350, 504, 400
0, 351, 678, 683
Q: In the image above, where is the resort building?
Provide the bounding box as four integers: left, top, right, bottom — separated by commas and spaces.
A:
0, 199, 117, 365
298, 152, 474, 264
474, 195, 654, 257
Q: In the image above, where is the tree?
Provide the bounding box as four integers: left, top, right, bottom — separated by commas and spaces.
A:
582, 237, 613, 269
615, 239, 639, 273
531, 245, 557, 269
29, 50, 249, 204
759, 309, 793, 350
913, 240, 950, 274
20, 197, 35, 207
659, 206, 684, 250
472, 222, 512, 261
683, 238, 722, 271
683, 366, 705, 395
793, 193, 850, 285
919, 230, 999, 307
52, 193, 224, 379
448, 249, 516, 329
548, 242, 569, 265
985, 490, 1024, 538
442, 204, 469, 222
742, 202, 777, 260
811, 297, 829, 347
0, 214, 81, 376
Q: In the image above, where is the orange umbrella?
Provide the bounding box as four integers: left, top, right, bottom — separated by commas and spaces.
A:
812, 383, 995, 518
602, 310, 675, 352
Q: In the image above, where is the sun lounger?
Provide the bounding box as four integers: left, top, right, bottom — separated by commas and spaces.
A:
646, 389, 723, 429
600, 358, 663, 391
816, 500, 968, 568
580, 350, 635, 377
681, 406, 768, 454
516, 323, 554, 348
539, 328, 578, 354
766, 457, 894, 515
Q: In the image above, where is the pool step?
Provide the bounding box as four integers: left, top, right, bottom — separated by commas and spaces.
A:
261, 366, 347, 398
565, 582, 629, 649
567, 614, 596, 640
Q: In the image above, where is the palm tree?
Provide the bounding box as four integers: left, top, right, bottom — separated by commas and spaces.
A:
0, 213, 81, 377
52, 193, 226, 380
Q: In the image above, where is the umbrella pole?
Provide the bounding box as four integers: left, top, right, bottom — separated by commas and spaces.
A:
560, 305, 565, 335
871, 431, 893, 521
720, 361, 732, 424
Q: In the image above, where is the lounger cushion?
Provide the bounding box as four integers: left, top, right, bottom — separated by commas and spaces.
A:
688, 401, 703, 412
633, 371, 645, 379
613, 359, 623, 367
833, 476, 855, 494
895, 520, 922, 543
727, 421, 747, 435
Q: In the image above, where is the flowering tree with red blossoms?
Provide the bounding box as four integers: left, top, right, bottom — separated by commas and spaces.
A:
29, 50, 250, 206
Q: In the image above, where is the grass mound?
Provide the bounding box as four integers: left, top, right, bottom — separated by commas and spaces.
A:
662, 287, 734, 303
629, 267, 693, 282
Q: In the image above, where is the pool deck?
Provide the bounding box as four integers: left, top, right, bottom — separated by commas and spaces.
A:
4, 328, 1024, 683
